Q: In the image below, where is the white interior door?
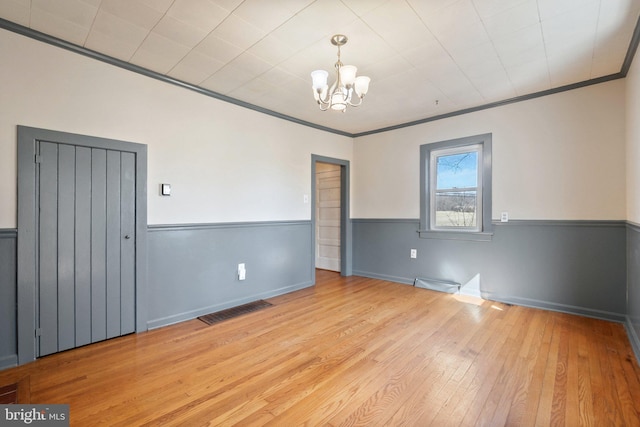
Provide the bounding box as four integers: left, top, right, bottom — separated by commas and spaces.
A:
316, 162, 341, 272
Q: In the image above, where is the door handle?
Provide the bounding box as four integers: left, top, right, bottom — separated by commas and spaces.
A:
124, 235, 131, 239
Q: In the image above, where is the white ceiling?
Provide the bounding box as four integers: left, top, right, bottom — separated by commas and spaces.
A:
1, 0, 639, 135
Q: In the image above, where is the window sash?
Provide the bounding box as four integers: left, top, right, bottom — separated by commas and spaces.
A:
429, 144, 482, 232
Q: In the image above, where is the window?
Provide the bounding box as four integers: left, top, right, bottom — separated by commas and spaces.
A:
420, 134, 492, 240
431, 144, 482, 231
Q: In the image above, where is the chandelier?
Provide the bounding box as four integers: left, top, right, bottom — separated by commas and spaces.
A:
310, 34, 371, 112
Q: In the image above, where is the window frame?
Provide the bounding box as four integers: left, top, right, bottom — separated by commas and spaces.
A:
420, 133, 493, 241
430, 143, 483, 232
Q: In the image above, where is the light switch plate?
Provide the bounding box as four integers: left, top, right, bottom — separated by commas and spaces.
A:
161, 183, 171, 196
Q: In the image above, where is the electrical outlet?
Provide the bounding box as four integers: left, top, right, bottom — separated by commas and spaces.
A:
238, 263, 246, 281
410, 249, 417, 259
501, 212, 509, 222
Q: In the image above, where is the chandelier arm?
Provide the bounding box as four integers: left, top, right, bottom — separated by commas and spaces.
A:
316, 90, 332, 105
315, 86, 333, 107
347, 95, 364, 107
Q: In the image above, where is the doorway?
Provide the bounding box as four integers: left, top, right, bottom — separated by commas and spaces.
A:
17, 126, 148, 364
315, 162, 341, 272
311, 155, 351, 279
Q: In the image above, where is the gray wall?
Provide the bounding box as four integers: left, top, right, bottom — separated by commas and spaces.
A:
147, 221, 313, 328
627, 224, 640, 359
0, 230, 17, 369
1, 218, 635, 367
353, 219, 627, 321
0, 221, 313, 369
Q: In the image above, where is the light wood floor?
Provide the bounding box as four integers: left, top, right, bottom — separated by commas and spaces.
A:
2, 270, 640, 426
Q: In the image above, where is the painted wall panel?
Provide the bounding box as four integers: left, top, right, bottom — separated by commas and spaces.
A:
74, 146, 92, 347
0, 29, 353, 228
147, 221, 313, 329
353, 220, 626, 320
353, 81, 626, 220
627, 226, 640, 357
57, 144, 76, 352
38, 142, 59, 356
0, 231, 17, 369
90, 149, 108, 343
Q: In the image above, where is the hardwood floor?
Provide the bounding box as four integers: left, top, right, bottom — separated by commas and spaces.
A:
1, 270, 639, 426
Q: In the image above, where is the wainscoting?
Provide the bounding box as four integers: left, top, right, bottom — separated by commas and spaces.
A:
3, 219, 639, 369
627, 223, 640, 361
353, 219, 627, 322
147, 221, 314, 329
0, 229, 17, 370
0, 221, 313, 369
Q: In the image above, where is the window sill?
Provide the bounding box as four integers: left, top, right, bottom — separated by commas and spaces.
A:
417, 229, 493, 242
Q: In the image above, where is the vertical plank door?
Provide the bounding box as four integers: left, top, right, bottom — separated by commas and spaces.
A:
37, 142, 136, 357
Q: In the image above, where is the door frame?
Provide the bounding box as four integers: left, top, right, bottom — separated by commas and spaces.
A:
17, 126, 148, 365
311, 155, 351, 282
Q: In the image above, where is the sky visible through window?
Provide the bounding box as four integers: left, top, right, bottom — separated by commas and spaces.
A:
436, 152, 478, 189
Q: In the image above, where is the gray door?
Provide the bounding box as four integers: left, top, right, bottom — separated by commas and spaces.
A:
37, 141, 136, 356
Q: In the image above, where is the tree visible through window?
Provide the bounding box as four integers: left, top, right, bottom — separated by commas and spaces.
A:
431, 145, 481, 230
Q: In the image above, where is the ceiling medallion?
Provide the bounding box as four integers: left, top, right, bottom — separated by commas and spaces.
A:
310, 34, 371, 112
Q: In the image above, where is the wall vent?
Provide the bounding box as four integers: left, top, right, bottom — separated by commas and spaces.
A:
198, 300, 273, 326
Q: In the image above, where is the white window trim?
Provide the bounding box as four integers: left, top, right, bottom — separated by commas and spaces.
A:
419, 134, 493, 241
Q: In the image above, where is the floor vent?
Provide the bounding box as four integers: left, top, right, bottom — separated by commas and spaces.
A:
198, 300, 273, 326
0, 383, 18, 404
414, 277, 460, 294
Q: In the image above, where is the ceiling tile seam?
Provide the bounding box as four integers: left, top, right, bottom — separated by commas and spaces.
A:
379, 17, 453, 106
90, 9, 154, 63
164, 1, 244, 80
245, 0, 365, 85
132, 0, 215, 72
82, 0, 103, 48
0, 13, 635, 139
535, 0, 553, 90
212, 7, 364, 95
403, 0, 480, 107
0, 17, 349, 137
471, 0, 544, 100
125, 24, 156, 63
352, 72, 624, 138
179, 1, 321, 90
397, 2, 453, 106
338, 0, 360, 17
589, 0, 603, 79
467, 0, 512, 103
